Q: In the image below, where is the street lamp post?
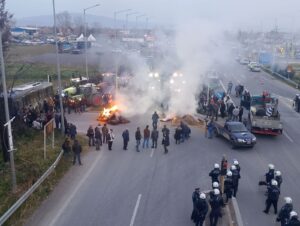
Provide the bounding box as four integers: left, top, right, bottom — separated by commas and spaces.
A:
114, 9, 131, 97
52, 0, 65, 133
125, 12, 139, 30
84, 4, 100, 80
135, 14, 146, 30
0, 31, 17, 193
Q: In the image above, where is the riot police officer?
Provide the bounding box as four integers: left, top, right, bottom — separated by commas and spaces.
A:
194, 193, 209, 226
209, 182, 219, 199
224, 171, 233, 203
191, 188, 200, 222
265, 164, 275, 185
277, 197, 293, 226
209, 189, 224, 226
231, 165, 241, 197
263, 180, 280, 214
275, 171, 283, 189
233, 159, 241, 173
287, 211, 300, 226
209, 163, 221, 184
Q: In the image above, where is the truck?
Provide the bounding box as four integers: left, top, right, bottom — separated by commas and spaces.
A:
248, 93, 283, 135
212, 118, 256, 149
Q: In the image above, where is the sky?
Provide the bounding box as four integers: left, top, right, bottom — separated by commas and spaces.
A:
6, 0, 300, 31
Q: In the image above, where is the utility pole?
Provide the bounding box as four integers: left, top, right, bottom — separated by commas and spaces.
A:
52, 0, 65, 133
0, 31, 17, 193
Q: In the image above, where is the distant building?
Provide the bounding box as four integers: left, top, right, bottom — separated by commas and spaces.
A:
11, 27, 39, 37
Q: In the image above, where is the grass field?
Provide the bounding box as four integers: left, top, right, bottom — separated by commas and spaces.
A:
0, 123, 88, 226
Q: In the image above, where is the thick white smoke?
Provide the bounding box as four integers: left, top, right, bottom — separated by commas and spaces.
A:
116, 20, 232, 117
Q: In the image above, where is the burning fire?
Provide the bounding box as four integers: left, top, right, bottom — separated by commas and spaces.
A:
98, 105, 119, 121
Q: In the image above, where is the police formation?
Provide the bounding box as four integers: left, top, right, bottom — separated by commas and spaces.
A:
191, 158, 300, 226
259, 164, 300, 225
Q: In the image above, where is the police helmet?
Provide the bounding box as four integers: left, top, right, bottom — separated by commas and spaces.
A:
214, 163, 220, 169
227, 171, 232, 177
268, 164, 275, 170
214, 189, 220, 195
233, 160, 239, 165
213, 182, 219, 188
285, 197, 292, 204
271, 179, 278, 186
275, 171, 281, 176
290, 211, 298, 218
200, 193, 206, 199
231, 165, 237, 170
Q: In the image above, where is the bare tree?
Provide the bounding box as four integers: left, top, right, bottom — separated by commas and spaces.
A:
56, 11, 72, 35
73, 15, 84, 35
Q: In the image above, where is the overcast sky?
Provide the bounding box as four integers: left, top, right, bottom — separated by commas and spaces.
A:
6, 0, 300, 31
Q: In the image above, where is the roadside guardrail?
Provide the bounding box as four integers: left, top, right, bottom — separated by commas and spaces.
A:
0, 150, 64, 226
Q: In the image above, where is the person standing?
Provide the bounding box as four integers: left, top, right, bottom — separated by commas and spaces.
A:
232, 106, 239, 121
102, 124, 108, 144
233, 159, 241, 173
70, 123, 77, 140
152, 111, 159, 129
209, 163, 221, 184
94, 126, 102, 151
231, 165, 241, 197
209, 189, 224, 226
276, 197, 293, 226
265, 164, 275, 185
135, 127, 142, 152
224, 171, 233, 203
194, 193, 208, 226
143, 125, 150, 149
72, 139, 82, 165
227, 81, 233, 94
227, 103, 234, 120
151, 128, 159, 148
62, 137, 71, 156
238, 106, 244, 122
162, 125, 170, 154
87, 125, 95, 146
220, 155, 228, 193
275, 171, 283, 189
174, 126, 182, 144
122, 129, 130, 150
107, 129, 115, 151
263, 180, 280, 214
191, 188, 200, 222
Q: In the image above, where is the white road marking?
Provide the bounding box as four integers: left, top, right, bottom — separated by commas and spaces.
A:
49, 152, 104, 226
150, 148, 154, 158
283, 131, 294, 143
130, 194, 142, 226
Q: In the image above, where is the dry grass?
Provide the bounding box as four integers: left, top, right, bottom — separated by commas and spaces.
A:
0, 124, 88, 226
8, 45, 55, 61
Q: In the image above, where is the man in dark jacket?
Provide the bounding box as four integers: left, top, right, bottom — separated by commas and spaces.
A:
102, 124, 108, 144
70, 123, 77, 140
224, 171, 233, 203
194, 193, 208, 226
287, 211, 300, 226
209, 164, 221, 184
191, 188, 200, 222
151, 128, 159, 148
209, 189, 224, 226
162, 125, 170, 154
122, 129, 130, 150
174, 126, 182, 144
231, 165, 241, 197
62, 138, 71, 156
87, 125, 95, 146
94, 126, 102, 150
238, 106, 244, 122
275, 171, 283, 189
265, 164, 275, 185
263, 180, 280, 214
152, 111, 159, 129
72, 139, 82, 165
277, 197, 293, 226
135, 127, 142, 152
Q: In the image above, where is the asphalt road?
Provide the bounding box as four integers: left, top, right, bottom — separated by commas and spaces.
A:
24, 62, 300, 226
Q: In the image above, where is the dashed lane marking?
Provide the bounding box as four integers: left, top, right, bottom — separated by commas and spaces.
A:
129, 194, 142, 226
283, 131, 294, 143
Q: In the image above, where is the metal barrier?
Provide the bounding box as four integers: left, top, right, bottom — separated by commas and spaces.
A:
261, 66, 299, 88
0, 150, 64, 226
